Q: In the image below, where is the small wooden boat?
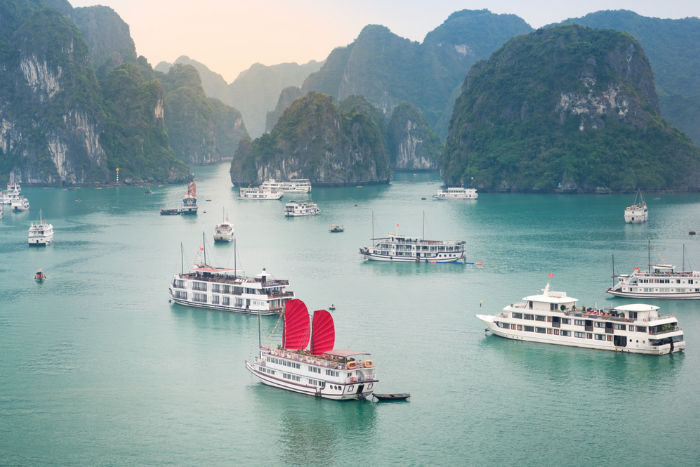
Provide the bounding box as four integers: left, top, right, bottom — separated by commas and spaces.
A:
34, 269, 46, 281
373, 393, 410, 401
329, 224, 344, 233
206, 198, 212, 201
160, 208, 181, 215
421, 198, 426, 200
690, 231, 697, 235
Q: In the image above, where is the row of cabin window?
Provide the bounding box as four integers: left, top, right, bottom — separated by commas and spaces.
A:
308, 379, 325, 387
636, 278, 694, 284
260, 367, 275, 376
190, 293, 243, 307
283, 373, 301, 382
268, 358, 301, 370
498, 323, 635, 340
379, 244, 459, 252
628, 287, 700, 292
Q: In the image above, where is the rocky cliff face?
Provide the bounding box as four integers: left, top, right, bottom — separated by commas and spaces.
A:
302, 10, 533, 135
388, 102, 442, 171
442, 25, 700, 193
231, 92, 390, 186
73, 5, 137, 78
209, 97, 248, 158
0, 8, 109, 184
265, 86, 303, 133
100, 63, 190, 183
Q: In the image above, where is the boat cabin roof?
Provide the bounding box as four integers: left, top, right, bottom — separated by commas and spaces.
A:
649, 264, 675, 270
323, 349, 370, 358
614, 304, 659, 313
522, 294, 577, 304
190, 267, 243, 276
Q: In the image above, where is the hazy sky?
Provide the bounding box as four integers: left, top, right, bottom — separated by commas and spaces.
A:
71, 0, 700, 82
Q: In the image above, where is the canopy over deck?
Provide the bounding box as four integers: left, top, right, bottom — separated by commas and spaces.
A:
614, 304, 660, 313
323, 349, 369, 358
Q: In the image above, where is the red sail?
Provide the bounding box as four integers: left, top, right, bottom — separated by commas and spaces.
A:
188, 182, 196, 198
283, 299, 310, 350
311, 310, 335, 355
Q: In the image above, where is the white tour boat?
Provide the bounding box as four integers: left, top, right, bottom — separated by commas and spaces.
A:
213, 211, 234, 242
7, 173, 20, 193
624, 190, 648, 223
28, 209, 54, 246
261, 178, 312, 193
607, 244, 700, 299
169, 244, 294, 316
246, 299, 378, 400
0, 190, 20, 205
433, 187, 478, 199
477, 283, 685, 355
239, 187, 283, 200
284, 200, 320, 217
11, 196, 29, 212
181, 182, 198, 214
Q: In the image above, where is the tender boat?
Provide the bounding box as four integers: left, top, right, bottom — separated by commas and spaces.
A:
246, 299, 378, 400
181, 182, 198, 214
34, 269, 46, 281
144, 188, 152, 194
214, 210, 234, 242
261, 178, 312, 193
11, 196, 29, 212
170, 241, 294, 315
28, 209, 54, 246
477, 283, 685, 355
624, 190, 648, 223
285, 201, 320, 217
433, 186, 478, 199
160, 208, 181, 215
239, 187, 283, 200
607, 244, 700, 299
329, 224, 344, 233
373, 393, 410, 401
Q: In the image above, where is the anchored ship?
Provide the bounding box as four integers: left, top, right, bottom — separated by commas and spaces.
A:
477, 283, 685, 355
28, 209, 53, 246
169, 240, 294, 315
261, 178, 312, 193
624, 190, 648, 223
246, 299, 378, 400
284, 201, 320, 217
239, 187, 283, 200
433, 187, 478, 199
181, 182, 198, 214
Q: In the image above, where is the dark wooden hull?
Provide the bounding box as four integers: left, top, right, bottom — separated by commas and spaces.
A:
373, 393, 410, 401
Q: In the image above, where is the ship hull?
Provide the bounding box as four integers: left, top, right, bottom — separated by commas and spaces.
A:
245, 362, 376, 400
361, 251, 463, 263
170, 296, 279, 315
606, 288, 700, 300
477, 315, 684, 355
28, 236, 53, 246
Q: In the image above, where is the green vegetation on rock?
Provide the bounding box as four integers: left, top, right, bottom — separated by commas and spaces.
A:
100, 63, 189, 182
441, 25, 700, 193
231, 92, 390, 186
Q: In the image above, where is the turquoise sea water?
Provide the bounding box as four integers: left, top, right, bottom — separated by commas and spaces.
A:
1, 164, 700, 466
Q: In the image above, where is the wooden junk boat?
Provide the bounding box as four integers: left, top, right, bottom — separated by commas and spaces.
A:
246, 299, 378, 400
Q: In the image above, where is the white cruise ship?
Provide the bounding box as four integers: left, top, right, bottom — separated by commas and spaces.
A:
181, 182, 198, 214
239, 187, 283, 200
608, 264, 700, 299
213, 215, 234, 242
624, 190, 648, 223
169, 252, 294, 315
477, 283, 685, 355
0, 190, 20, 205
7, 174, 20, 193
11, 196, 29, 212
284, 200, 320, 217
246, 299, 378, 400
360, 230, 465, 263
433, 187, 478, 199
261, 178, 312, 193
28, 209, 53, 246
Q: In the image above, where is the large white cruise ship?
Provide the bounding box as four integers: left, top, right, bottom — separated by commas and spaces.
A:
433, 187, 478, 199
261, 178, 312, 193
284, 201, 320, 217
246, 299, 378, 400
169, 250, 294, 315
360, 228, 465, 263
624, 190, 648, 223
11, 196, 29, 212
239, 187, 283, 200
28, 209, 53, 246
477, 283, 685, 355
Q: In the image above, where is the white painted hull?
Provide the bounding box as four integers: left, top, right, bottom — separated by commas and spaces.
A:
29, 234, 53, 246
433, 194, 478, 199
170, 296, 278, 315
624, 210, 647, 223
361, 251, 463, 263
246, 362, 376, 400
477, 315, 684, 355
606, 288, 700, 300
285, 209, 320, 217
213, 232, 234, 242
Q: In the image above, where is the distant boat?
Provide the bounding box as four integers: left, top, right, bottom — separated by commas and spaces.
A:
285, 201, 321, 217
181, 182, 198, 214
144, 188, 152, 194
34, 269, 46, 281
433, 187, 478, 200
373, 393, 410, 401
28, 209, 53, 246
624, 190, 648, 223
329, 224, 344, 233
11, 196, 29, 212
160, 208, 181, 215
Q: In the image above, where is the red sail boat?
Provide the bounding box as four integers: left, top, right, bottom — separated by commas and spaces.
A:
246, 299, 378, 400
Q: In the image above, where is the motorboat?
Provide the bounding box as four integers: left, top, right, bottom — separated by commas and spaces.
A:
34, 269, 46, 281
246, 299, 378, 400
329, 224, 344, 233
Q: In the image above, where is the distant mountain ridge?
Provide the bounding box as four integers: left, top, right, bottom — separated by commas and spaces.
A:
302, 10, 533, 138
